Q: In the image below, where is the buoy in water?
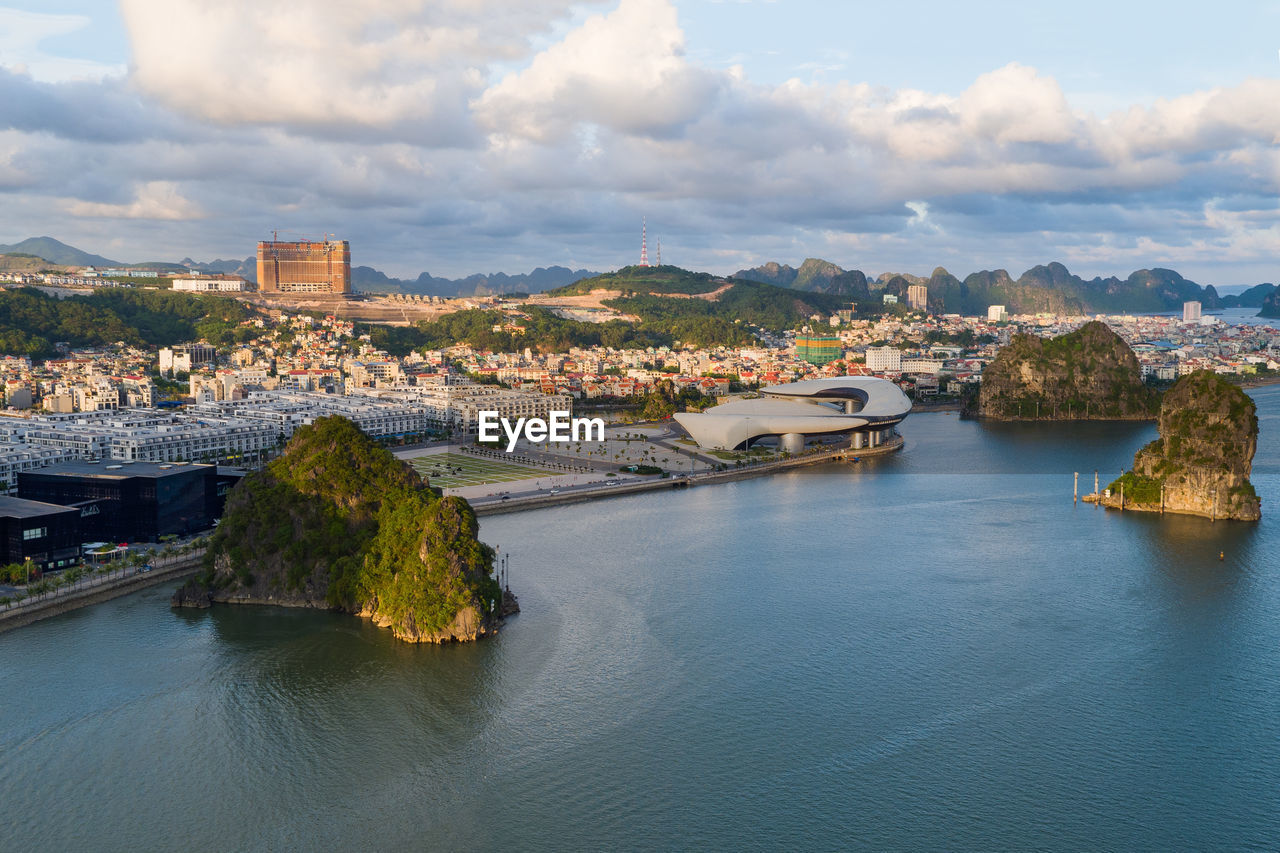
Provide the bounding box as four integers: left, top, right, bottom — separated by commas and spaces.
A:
1219, 551, 1225, 561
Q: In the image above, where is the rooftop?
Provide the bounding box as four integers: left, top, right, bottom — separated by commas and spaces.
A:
0, 495, 78, 518
22, 460, 216, 480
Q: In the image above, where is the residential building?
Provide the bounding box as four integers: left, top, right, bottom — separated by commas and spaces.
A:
865, 347, 902, 373
906, 285, 928, 311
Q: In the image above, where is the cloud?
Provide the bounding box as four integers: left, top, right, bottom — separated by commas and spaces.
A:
475, 0, 721, 141
63, 181, 205, 220
0, 0, 1279, 283
118, 0, 603, 143
0, 67, 190, 143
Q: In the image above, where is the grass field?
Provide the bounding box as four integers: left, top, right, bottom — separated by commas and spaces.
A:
407, 452, 554, 488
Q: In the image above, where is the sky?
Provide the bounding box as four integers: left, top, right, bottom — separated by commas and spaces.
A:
1, 0, 1279, 284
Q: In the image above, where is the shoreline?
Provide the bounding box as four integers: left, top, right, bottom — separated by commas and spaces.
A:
1236, 374, 1280, 389
0, 438, 908, 627
1081, 492, 1258, 522
0, 552, 205, 634
472, 435, 904, 516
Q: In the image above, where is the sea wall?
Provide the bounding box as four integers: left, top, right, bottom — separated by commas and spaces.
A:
472, 435, 904, 516
0, 553, 205, 634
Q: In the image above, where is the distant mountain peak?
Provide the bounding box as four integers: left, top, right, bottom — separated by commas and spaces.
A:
0, 236, 122, 267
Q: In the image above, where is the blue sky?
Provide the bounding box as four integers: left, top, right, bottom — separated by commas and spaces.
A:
1, 0, 1278, 284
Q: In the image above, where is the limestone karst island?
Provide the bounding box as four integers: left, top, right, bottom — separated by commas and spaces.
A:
967, 321, 1261, 521
173, 416, 515, 643
970, 320, 1158, 421
1093, 371, 1261, 521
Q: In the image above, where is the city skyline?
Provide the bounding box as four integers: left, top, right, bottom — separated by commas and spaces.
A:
1, 1, 1279, 283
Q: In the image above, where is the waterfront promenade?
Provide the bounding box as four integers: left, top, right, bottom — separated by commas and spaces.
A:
0, 550, 205, 634
471, 434, 904, 516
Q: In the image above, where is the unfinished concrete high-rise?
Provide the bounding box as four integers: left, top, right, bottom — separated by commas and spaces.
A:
256, 238, 351, 294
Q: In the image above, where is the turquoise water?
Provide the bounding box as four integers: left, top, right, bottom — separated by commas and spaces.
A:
2, 387, 1279, 851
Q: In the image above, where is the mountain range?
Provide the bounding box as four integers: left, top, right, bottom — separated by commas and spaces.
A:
0, 236, 124, 268
734, 259, 1276, 315
0, 236, 600, 298
3, 237, 1274, 312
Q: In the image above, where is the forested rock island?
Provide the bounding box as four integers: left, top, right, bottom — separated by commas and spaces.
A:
971, 321, 1159, 421
173, 416, 513, 642
1095, 371, 1261, 521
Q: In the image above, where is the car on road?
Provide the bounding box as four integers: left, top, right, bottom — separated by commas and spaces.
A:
549, 488, 560, 495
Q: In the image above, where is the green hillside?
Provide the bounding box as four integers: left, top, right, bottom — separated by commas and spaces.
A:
0, 287, 256, 358
545, 265, 727, 296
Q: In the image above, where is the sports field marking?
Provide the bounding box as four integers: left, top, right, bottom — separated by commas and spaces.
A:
408, 452, 556, 488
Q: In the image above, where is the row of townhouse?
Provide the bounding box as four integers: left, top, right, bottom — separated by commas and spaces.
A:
196, 389, 441, 440
0, 446, 79, 493
2, 409, 276, 465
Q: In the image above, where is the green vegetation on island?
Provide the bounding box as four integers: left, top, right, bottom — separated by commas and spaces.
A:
1260, 289, 1280, 319
1104, 371, 1260, 521
175, 416, 508, 643
973, 321, 1159, 420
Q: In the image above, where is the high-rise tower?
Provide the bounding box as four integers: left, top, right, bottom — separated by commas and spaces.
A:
256, 236, 350, 294
640, 218, 649, 267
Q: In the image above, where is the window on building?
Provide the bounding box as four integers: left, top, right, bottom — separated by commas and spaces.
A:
23, 526, 46, 540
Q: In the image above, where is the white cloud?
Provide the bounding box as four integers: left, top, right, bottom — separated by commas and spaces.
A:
1, 0, 1280, 282
63, 181, 205, 220
119, 0, 600, 141
476, 0, 720, 141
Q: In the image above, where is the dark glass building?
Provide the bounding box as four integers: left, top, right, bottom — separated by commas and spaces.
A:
0, 496, 81, 571
18, 461, 220, 543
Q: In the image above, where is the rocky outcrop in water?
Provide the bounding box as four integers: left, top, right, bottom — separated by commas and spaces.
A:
973, 321, 1158, 421
172, 416, 511, 643
1260, 289, 1280, 319
1099, 371, 1260, 521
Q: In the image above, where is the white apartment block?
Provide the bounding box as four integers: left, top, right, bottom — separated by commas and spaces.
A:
0, 446, 77, 494
172, 276, 251, 292
901, 358, 945, 375
906, 285, 928, 311
865, 347, 902, 373
159, 344, 217, 376
196, 390, 438, 440
6, 409, 274, 464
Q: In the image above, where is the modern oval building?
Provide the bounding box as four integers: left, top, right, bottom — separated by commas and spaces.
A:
673, 376, 911, 453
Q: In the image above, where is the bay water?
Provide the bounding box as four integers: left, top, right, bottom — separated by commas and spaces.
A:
3, 387, 1278, 850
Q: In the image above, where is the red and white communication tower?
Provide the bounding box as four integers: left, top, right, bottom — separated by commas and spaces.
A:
640, 217, 649, 267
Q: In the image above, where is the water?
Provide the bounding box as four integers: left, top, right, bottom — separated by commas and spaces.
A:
3, 388, 1280, 851
1209, 307, 1279, 329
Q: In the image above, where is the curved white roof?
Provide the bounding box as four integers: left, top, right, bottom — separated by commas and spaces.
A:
674, 376, 910, 450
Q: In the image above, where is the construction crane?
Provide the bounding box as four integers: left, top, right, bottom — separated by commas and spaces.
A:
269, 230, 335, 244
